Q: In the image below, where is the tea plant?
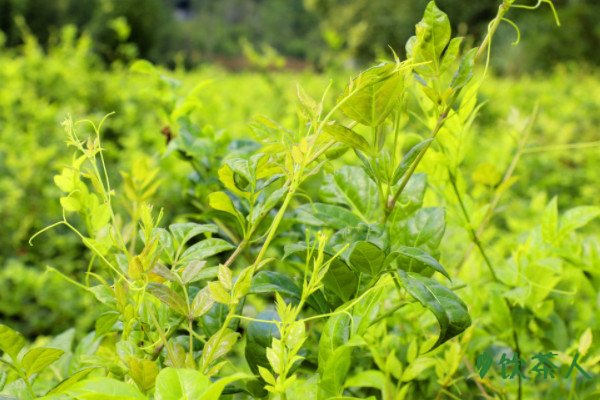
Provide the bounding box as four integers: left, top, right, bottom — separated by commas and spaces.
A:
2, 1, 584, 399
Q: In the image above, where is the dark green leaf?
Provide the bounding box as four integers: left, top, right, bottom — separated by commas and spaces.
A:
322, 260, 358, 303
245, 311, 280, 375
387, 247, 450, 280
347, 241, 385, 275
397, 270, 470, 349
249, 271, 301, 300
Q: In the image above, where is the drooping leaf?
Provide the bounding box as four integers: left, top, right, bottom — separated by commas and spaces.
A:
397, 271, 470, 349
386, 247, 450, 280
208, 191, 243, 220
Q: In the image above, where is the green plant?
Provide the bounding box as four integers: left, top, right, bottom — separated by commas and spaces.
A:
4, 1, 595, 400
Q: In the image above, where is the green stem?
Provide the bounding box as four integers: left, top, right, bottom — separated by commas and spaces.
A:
447, 171, 523, 400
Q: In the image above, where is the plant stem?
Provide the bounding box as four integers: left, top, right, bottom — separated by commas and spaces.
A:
448, 170, 523, 400
448, 171, 498, 281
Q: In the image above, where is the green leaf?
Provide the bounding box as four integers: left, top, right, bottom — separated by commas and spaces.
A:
440, 37, 463, 72
169, 223, 218, 249
191, 288, 214, 319
155, 368, 210, 400
249, 271, 301, 300
146, 283, 188, 316
67, 377, 146, 400
197, 373, 250, 400
339, 62, 405, 126
179, 238, 235, 264
345, 370, 386, 392
0, 324, 26, 361
250, 186, 287, 225
317, 314, 364, 399
43, 367, 99, 397
450, 47, 477, 90
208, 191, 242, 219
347, 241, 385, 275
394, 207, 445, 252
322, 259, 359, 303
541, 197, 558, 244
127, 356, 158, 393
409, 1, 451, 76
392, 139, 433, 185
387, 247, 450, 280
245, 311, 280, 375
21, 347, 64, 377
208, 281, 230, 304
388, 173, 427, 220
60, 196, 81, 212
401, 357, 438, 382
323, 123, 370, 153
130, 59, 158, 75
296, 203, 362, 230
559, 206, 600, 237
181, 261, 207, 284
95, 312, 119, 337
201, 329, 240, 370
397, 271, 470, 349
320, 166, 379, 222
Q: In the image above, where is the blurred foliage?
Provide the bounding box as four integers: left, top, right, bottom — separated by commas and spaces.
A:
0, 0, 599, 71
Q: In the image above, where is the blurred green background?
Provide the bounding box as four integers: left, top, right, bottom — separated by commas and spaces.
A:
0, 0, 599, 72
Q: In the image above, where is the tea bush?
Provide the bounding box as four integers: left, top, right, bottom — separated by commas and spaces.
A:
1, 1, 599, 399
